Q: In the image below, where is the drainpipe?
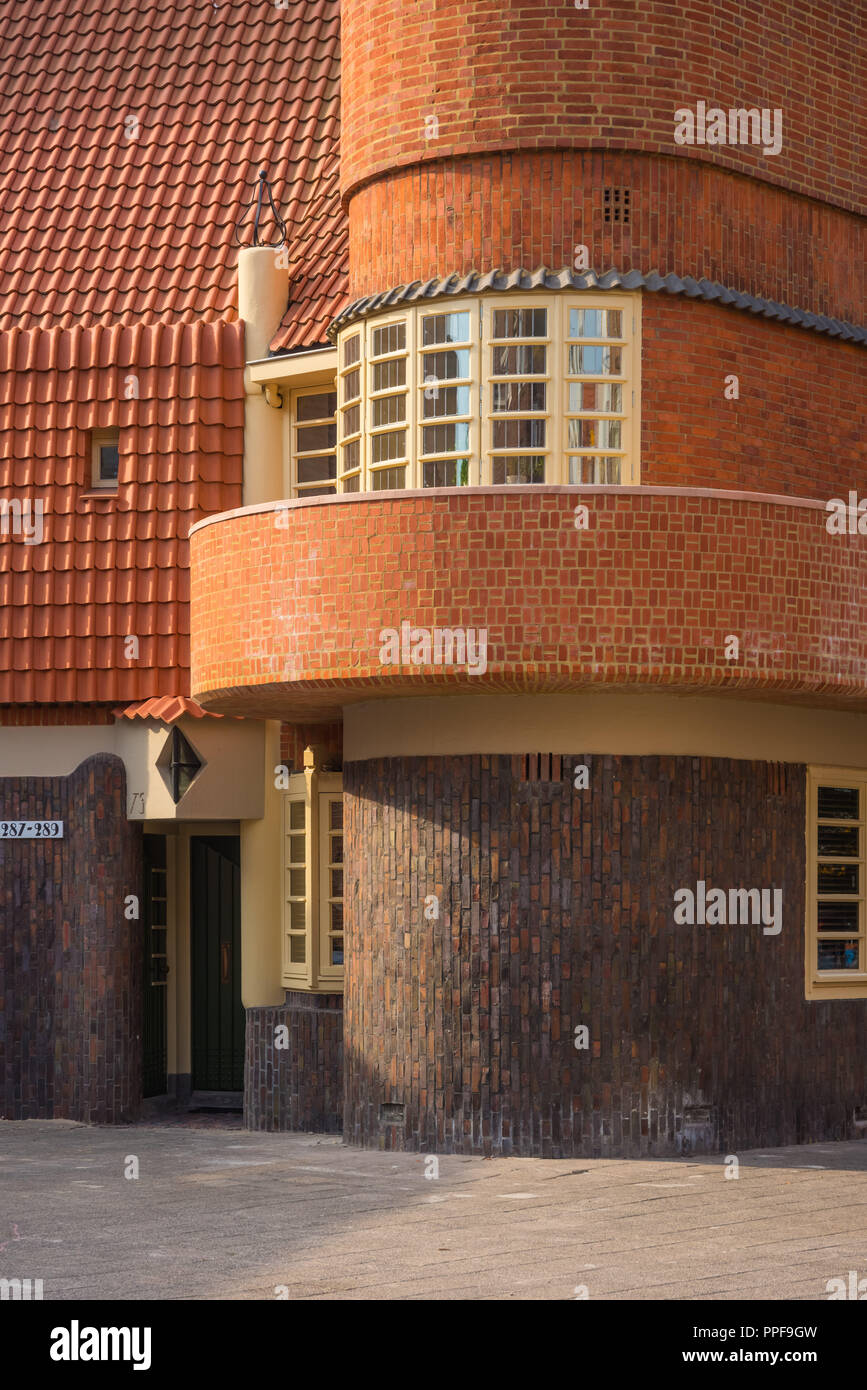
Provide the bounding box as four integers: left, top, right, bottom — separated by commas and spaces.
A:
238, 245, 289, 507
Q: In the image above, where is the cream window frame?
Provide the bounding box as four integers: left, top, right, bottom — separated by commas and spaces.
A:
317, 789, 344, 983
416, 299, 480, 489
281, 771, 344, 992
366, 310, 413, 491
482, 298, 553, 486
289, 386, 338, 498
805, 766, 867, 1001
335, 292, 641, 491
90, 429, 120, 490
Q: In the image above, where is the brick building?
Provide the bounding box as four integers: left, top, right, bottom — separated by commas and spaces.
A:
2, 1, 866, 1156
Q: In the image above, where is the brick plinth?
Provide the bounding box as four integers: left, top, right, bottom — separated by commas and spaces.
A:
0, 755, 142, 1123
342, 753, 867, 1158
244, 992, 344, 1133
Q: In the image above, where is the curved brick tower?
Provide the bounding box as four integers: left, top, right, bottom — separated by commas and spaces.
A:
190, 0, 867, 1156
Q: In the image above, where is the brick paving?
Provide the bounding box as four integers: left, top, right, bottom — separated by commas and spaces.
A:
1, 1122, 866, 1301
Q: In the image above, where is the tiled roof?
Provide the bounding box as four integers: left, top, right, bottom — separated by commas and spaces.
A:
0, 0, 347, 347
331, 267, 867, 346
0, 320, 244, 704
115, 696, 232, 723
0, 2, 347, 707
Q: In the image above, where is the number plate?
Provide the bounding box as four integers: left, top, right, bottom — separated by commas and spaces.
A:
0, 821, 64, 838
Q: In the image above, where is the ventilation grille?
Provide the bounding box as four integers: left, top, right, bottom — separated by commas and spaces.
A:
518, 754, 564, 783
603, 187, 631, 224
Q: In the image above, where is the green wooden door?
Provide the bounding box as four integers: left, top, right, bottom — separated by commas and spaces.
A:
190, 836, 244, 1092
142, 834, 168, 1096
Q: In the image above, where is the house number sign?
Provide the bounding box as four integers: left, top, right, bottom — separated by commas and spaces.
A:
0, 821, 64, 838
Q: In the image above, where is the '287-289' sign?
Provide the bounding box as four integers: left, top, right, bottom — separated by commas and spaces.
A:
0, 821, 63, 838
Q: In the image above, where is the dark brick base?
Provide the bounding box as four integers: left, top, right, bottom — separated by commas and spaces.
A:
342, 754, 867, 1158
244, 991, 343, 1132
0, 755, 142, 1123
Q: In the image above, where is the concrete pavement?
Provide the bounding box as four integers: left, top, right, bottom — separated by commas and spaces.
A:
1, 1121, 866, 1300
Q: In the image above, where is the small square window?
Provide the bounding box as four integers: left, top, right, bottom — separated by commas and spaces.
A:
91, 432, 120, 489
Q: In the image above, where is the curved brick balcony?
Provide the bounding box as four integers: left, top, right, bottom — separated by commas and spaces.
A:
189, 487, 867, 720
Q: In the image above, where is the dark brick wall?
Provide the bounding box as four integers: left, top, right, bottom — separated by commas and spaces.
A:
0, 754, 142, 1122
343, 754, 867, 1158
244, 991, 343, 1133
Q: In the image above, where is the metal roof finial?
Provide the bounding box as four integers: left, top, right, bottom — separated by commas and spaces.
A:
234, 168, 287, 249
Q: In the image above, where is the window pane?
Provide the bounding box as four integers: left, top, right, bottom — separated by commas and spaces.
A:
297, 423, 336, 452
290, 934, 306, 963
298, 455, 336, 484
99, 444, 119, 481
372, 394, 406, 427
330, 903, 343, 932
568, 345, 623, 375
817, 863, 859, 894
371, 430, 405, 462
818, 939, 860, 970
330, 801, 343, 830
422, 422, 470, 455
297, 392, 336, 421
492, 344, 546, 376
568, 456, 623, 484
297, 484, 336, 497
342, 403, 360, 437
568, 308, 622, 339
492, 308, 547, 338
342, 334, 360, 368
341, 369, 359, 402
492, 381, 546, 412
491, 455, 545, 484
331, 937, 344, 966
492, 418, 546, 449
422, 349, 470, 381
818, 786, 860, 820
342, 473, 360, 493
818, 825, 860, 857
290, 869, 305, 897
290, 901, 306, 930
341, 439, 360, 471
372, 358, 406, 391
371, 322, 406, 356
371, 467, 406, 490
288, 834, 305, 862
331, 868, 343, 897
567, 418, 622, 449
422, 312, 470, 345
568, 382, 622, 412
289, 801, 305, 830
422, 384, 471, 418
817, 901, 860, 932
423, 458, 470, 487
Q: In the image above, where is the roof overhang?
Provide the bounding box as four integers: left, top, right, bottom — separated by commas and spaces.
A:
247, 346, 337, 391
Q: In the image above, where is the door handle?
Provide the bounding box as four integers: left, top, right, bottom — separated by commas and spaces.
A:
221, 943, 230, 984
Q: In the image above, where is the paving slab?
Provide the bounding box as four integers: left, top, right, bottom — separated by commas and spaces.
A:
0, 1121, 866, 1300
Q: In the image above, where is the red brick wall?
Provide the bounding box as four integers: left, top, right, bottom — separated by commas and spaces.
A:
190, 490, 867, 719
348, 153, 867, 322
342, 752, 867, 1157
641, 297, 866, 494
341, 0, 866, 214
